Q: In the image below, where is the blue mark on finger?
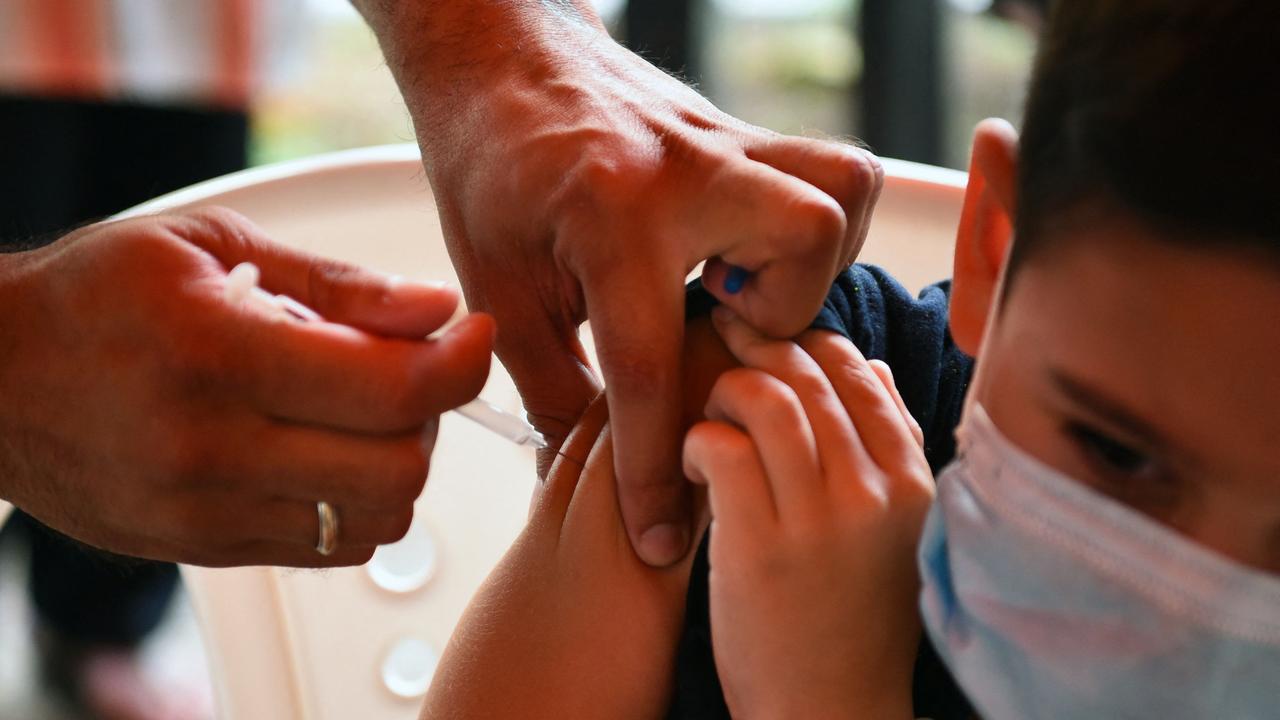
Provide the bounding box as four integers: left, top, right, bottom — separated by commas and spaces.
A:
724, 265, 750, 295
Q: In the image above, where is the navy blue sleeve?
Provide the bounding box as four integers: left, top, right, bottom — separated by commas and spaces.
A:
668, 265, 975, 720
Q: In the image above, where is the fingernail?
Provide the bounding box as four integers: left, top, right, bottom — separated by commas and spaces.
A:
638, 522, 689, 566
384, 276, 455, 304
723, 265, 750, 295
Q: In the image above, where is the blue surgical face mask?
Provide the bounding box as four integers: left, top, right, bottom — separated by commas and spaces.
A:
918, 402, 1280, 720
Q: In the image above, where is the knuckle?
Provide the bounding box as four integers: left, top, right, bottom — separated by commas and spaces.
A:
839, 362, 887, 401
783, 367, 833, 405
720, 432, 759, 469
685, 422, 755, 474
898, 470, 936, 507
717, 367, 768, 396
792, 193, 847, 248
834, 148, 884, 203
552, 149, 655, 222
757, 385, 800, 420
177, 206, 258, 251
113, 220, 175, 257
713, 369, 802, 421
181, 204, 250, 229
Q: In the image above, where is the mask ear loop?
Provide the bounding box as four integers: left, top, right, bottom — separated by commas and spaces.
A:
958, 237, 1018, 426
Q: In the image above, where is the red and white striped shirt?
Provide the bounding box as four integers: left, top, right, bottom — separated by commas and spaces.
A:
0, 0, 306, 108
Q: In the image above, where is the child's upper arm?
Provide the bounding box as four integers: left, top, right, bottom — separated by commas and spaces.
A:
422, 398, 698, 720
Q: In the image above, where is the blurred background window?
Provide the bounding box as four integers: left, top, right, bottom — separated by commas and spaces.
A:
257, 0, 1041, 169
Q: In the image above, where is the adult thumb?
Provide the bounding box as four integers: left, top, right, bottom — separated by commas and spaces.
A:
178, 206, 460, 338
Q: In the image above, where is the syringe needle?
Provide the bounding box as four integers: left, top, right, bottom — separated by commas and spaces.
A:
454, 398, 549, 449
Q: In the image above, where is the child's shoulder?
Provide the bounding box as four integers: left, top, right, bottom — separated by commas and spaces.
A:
817, 264, 955, 352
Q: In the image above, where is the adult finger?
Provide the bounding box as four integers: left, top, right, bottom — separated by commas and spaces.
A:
688, 157, 846, 338
174, 206, 462, 338
744, 136, 884, 271
232, 311, 494, 433
215, 422, 432, 512
711, 307, 868, 478
151, 490, 392, 562
797, 331, 922, 474
480, 287, 602, 480
188, 497, 413, 550
683, 420, 776, 537
191, 541, 377, 569
868, 359, 924, 450
580, 260, 690, 567
255, 499, 418, 548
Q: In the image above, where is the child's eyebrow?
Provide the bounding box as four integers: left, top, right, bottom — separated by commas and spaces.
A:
1048, 368, 1171, 452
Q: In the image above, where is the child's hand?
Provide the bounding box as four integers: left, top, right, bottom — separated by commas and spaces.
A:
422, 398, 699, 720
682, 308, 934, 719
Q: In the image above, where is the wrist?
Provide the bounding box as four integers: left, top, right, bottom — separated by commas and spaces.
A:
363, 0, 610, 142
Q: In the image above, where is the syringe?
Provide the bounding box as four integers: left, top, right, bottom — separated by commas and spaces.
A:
224, 262, 549, 450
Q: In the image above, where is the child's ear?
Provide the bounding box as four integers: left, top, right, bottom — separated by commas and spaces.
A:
950, 118, 1019, 356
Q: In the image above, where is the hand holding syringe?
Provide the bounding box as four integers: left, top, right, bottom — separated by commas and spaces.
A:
224, 262, 550, 450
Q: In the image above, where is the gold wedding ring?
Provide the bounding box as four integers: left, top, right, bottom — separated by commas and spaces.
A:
316, 501, 339, 556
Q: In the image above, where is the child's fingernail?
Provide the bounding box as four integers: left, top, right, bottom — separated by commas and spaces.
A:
638, 522, 689, 566
723, 265, 750, 295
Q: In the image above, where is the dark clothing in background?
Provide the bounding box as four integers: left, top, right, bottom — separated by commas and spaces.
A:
672, 264, 977, 720
0, 94, 248, 647
0, 94, 248, 246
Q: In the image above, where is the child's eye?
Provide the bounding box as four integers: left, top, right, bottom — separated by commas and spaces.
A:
1066, 422, 1153, 477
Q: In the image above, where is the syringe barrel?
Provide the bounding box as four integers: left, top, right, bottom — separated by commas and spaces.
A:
454, 399, 547, 448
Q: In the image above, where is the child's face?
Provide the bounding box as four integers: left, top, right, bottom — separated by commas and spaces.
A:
955, 124, 1280, 573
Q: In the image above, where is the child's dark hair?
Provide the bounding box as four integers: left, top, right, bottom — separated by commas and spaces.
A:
1010, 0, 1280, 271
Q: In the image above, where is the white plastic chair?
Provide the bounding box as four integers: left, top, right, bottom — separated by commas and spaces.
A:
74, 144, 965, 719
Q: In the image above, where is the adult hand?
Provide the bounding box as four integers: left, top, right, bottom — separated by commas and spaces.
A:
0, 207, 493, 567
356, 0, 884, 566
682, 309, 932, 718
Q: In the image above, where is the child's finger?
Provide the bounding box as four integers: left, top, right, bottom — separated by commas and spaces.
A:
711, 306, 871, 482
796, 331, 924, 477
868, 360, 924, 450
703, 368, 823, 520
683, 420, 777, 536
